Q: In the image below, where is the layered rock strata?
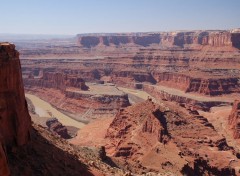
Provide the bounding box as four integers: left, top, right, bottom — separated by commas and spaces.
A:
24, 71, 89, 91
0, 43, 31, 175
142, 84, 231, 111
20, 29, 240, 97
153, 72, 240, 95
25, 83, 130, 122
46, 118, 71, 139
105, 99, 240, 174
77, 30, 240, 49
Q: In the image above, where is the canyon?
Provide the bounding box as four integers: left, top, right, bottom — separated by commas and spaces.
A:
20, 29, 240, 123
104, 99, 240, 175
0, 43, 129, 176
1, 29, 240, 175
20, 30, 240, 97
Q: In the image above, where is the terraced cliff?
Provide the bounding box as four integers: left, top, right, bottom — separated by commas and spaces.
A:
20, 29, 240, 97
77, 30, 240, 49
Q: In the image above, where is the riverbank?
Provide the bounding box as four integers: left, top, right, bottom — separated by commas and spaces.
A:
25, 94, 85, 129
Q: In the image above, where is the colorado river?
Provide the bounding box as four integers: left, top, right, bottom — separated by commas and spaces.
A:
25, 94, 85, 129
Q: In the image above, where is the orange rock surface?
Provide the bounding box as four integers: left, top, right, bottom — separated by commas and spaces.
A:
229, 100, 240, 139
104, 99, 240, 174
0, 43, 31, 175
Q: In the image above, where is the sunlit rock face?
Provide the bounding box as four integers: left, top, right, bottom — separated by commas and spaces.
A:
229, 100, 240, 139
77, 30, 240, 49
0, 43, 31, 174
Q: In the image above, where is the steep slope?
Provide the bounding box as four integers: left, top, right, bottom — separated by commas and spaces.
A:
229, 100, 240, 139
105, 99, 240, 175
0, 43, 31, 175
8, 123, 127, 176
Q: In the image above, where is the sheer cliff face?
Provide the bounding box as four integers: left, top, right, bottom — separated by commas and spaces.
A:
154, 72, 240, 95
0, 144, 10, 176
77, 30, 240, 49
229, 100, 240, 139
0, 43, 31, 174
0, 43, 31, 146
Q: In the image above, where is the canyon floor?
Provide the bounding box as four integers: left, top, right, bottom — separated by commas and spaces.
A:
27, 85, 240, 175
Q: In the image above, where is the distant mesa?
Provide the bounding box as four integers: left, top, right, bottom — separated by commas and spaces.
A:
77, 30, 240, 49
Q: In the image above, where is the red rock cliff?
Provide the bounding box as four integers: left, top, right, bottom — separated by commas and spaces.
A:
229, 100, 240, 139
24, 71, 89, 91
77, 30, 240, 49
0, 43, 31, 175
105, 99, 169, 158
154, 72, 240, 95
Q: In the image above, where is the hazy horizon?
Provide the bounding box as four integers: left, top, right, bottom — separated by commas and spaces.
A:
1, 0, 240, 35
1, 28, 239, 36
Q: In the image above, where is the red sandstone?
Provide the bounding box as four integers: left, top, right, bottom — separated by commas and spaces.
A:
0, 43, 31, 175
229, 100, 240, 139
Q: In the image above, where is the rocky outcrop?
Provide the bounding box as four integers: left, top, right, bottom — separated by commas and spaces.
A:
182, 158, 236, 176
112, 71, 157, 84
0, 43, 31, 175
105, 99, 239, 174
65, 90, 130, 107
229, 100, 240, 139
46, 118, 71, 139
207, 31, 232, 47
106, 99, 170, 158
172, 31, 233, 47
187, 77, 240, 95
154, 72, 240, 95
25, 82, 130, 122
24, 71, 89, 91
142, 84, 230, 111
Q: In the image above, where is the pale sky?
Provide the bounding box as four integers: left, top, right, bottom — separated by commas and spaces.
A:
0, 0, 239, 34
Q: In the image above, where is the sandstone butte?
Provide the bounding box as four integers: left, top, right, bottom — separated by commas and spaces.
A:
0, 43, 31, 175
